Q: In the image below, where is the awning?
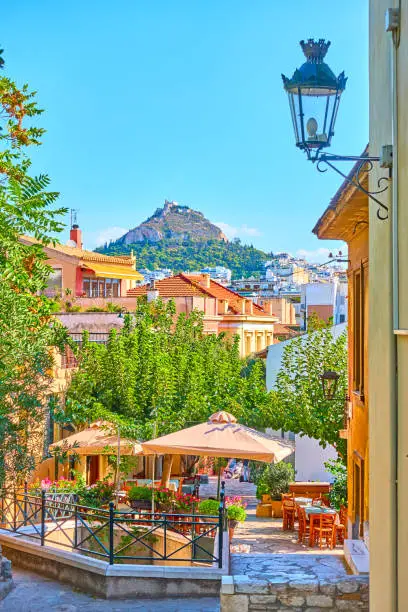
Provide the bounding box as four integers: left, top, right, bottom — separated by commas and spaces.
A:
82, 262, 143, 281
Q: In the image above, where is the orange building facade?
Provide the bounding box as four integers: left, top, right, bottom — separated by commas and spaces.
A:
128, 273, 278, 357
313, 161, 369, 547
21, 224, 143, 300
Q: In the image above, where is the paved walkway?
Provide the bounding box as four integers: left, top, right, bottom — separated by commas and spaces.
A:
232, 506, 344, 555
231, 552, 349, 580
0, 568, 220, 612
202, 477, 344, 556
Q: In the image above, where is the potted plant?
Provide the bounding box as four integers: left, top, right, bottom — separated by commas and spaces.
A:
173, 492, 198, 514
155, 486, 174, 512
198, 499, 220, 515
77, 480, 116, 509
252, 462, 294, 518
127, 486, 153, 511
226, 504, 246, 539
266, 462, 295, 518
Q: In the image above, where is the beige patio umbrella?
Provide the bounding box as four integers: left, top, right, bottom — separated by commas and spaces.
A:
49, 421, 143, 505
49, 421, 143, 456
141, 411, 294, 462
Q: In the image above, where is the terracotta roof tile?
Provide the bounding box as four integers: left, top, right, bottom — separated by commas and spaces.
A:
21, 235, 136, 267
127, 273, 270, 317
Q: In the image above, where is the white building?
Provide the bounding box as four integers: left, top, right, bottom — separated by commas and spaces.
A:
300, 279, 347, 330
265, 324, 347, 482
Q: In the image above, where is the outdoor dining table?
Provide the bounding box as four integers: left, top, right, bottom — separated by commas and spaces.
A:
294, 497, 313, 506
304, 505, 337, 546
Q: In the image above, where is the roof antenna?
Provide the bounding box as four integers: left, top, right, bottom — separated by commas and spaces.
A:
70, 208, 79, 228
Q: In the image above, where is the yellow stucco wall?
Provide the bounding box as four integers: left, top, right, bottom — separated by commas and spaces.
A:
346, 228, 369, 536
369, 1, 406, 609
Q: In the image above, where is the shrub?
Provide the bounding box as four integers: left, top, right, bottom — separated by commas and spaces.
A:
227, 505, 246, 522
254, 461, 295, 500
325, 458, 347, 510
106, 302, 122, 313
198, 499, 220, 515
77, 480, 116, 507
127, 486, 153, 502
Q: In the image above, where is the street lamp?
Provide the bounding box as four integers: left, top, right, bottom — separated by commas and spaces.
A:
282, 39, 347, 162
320, 370, 340, 401
282, 38, 392, 220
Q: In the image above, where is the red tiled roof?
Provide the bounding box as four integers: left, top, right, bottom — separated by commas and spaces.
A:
127, 273, 269, 316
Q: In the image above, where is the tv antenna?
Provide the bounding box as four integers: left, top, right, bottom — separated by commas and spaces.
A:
70, 209, 79, 228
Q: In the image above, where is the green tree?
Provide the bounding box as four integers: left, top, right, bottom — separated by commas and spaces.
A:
0, 49, 67, 485
267, 328, 347, 460
61, 299, 271, 442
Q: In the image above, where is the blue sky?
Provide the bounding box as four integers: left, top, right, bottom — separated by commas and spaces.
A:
3, 0, 368, 261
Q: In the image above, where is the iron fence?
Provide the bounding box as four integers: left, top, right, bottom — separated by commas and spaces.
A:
0, 489, 226, 567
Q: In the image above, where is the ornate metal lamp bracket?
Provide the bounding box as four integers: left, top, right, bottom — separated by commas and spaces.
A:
315, 153, 390, 220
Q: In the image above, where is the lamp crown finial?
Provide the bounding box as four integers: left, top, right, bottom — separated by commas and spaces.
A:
300, 38, 331, 63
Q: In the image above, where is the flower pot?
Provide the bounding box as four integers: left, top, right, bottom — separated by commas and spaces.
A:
261, 494, 272, 504
271, 499, 283, 518
129, 499, 151, 511
228, 519, 239, 540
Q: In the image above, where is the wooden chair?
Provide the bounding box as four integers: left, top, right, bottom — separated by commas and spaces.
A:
297, 506, 311, 544
311, 513, 336, 549
333, 505, 347, 546
282, 497, 296, 530
312, 495, 330, 507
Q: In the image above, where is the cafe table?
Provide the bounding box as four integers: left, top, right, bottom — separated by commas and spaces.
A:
304, 505, 337, 546
294, 497, 313, 506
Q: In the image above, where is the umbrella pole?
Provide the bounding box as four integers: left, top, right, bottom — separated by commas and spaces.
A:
116, 426, 121, 509
151, 454, 156, 515
217, 466, 221, 501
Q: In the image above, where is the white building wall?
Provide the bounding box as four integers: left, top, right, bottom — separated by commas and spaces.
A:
294, 435, 337, 482
266, 323, 347, 482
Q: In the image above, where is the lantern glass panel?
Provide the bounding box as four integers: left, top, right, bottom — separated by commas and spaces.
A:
288, 87, 341, 151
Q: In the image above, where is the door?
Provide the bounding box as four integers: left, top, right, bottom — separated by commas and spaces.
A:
86, 456, 100, 485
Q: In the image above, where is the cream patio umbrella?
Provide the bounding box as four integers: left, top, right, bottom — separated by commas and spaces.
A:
49, 421, 143, 504
141, 411, 294, 463
49, 421, 143, 456
142, 411, 294, 503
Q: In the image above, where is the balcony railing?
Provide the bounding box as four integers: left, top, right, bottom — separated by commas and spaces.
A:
69, 333, 110, 345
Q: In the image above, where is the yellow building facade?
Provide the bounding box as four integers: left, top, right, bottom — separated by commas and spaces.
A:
369, 2, 408, 610
313, 167, 370, 547
316, 3, 408, 609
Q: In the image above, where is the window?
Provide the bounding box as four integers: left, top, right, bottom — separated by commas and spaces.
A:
353, 265, 365, 396
44, 268, 62, 297
82, 277, 121, 297
353, 455, 365, 539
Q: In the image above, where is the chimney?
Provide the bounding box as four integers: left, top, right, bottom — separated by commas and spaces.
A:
199, 273, 211, 289
147, 280, 159, 303
70, 224, 83, 249
245, 299, 253, 315
263, 300, 274, 316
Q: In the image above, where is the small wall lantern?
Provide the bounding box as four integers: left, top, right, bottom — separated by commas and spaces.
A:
320, 370, 340, 401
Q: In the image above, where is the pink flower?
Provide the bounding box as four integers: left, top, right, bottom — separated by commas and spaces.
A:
41, 478, 52, 491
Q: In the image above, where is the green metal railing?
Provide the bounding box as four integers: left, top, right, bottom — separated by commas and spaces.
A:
0, 487, 226, 567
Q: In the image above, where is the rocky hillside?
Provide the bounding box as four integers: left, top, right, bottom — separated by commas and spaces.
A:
96, 201, 272, 277
119, 200, 227, 244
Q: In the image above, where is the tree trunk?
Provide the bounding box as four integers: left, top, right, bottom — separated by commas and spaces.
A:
161, 454, 174, 488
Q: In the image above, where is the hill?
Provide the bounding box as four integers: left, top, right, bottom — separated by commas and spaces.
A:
95, 200, 272, 277
119, 200, 227, 244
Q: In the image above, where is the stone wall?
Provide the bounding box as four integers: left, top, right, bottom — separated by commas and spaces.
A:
221, 574, 369, 611
0, 547, 13, 600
